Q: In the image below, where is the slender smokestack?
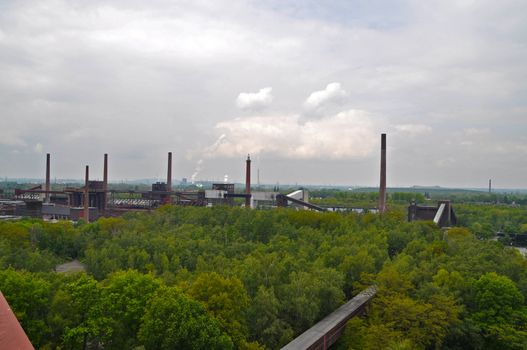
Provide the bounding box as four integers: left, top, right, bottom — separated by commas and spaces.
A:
379, 133, 387, 213
84, 165, 89, 222
245, 154, 251, 208
45, 153, 50, 203
103, 154, 108, 214
167, 152, 172, 204
167, 152, 172, 192
489, 179, 492, 194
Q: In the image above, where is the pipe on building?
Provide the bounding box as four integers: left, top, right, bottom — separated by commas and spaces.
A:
245, 154, 251, 208
45, 153, 51, 203
103, 153, 108, 213
84, 165, 89, 222
379, 133, 387, 213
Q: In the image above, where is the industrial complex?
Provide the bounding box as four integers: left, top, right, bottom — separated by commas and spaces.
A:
0, 133, 455, 227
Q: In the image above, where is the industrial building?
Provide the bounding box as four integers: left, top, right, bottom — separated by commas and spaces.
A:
408, 200, 457, 228
2, 134, 392, 222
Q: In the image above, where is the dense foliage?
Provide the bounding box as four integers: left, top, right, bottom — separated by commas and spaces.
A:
1, 202, 527, 349
456, 204, 527, 236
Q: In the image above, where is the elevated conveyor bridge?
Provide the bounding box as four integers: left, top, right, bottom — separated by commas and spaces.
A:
281, 286, 377, 350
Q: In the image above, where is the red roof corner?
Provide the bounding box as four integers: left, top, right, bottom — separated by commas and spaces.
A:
0, 292, 34, 350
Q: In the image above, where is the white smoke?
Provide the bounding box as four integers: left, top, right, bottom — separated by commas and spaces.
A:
191, 159, 203, 184
204, 134, 227, 153
190, 134, 227, 183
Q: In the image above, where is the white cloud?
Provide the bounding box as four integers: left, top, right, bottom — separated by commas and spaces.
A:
212, 109, 377, 159
34, 143, 43, 153
236, 87, 273, 110
0, 131, 26, 147
304, 82, 347, 109
516, 143, 527, 154
436, 157, 456, 168
464, 128, 490, 136
394, 124, 432, 135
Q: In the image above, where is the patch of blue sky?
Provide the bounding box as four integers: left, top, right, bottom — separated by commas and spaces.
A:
253, 0, 411, 30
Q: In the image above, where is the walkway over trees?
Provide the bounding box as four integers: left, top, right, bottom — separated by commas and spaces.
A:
281, 286, 377, 350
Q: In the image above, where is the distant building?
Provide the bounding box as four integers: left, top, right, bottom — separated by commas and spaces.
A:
408, 200, 457, 228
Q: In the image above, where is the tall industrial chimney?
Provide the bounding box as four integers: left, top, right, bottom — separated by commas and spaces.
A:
45, 153, 50, 203
84, 165, 90, 222
489, 179, 492, 194
245, 154, 251, 208
167, 152, 172, 204
103, 154, 108, 214
167, 152, 172, 192
379, 133, 387, 213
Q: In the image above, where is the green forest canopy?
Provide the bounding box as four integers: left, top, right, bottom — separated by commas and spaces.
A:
1, 200, 527, 349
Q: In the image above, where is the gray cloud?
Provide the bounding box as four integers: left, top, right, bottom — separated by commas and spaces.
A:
394, 124, 432, 136
0, 0, 526, 187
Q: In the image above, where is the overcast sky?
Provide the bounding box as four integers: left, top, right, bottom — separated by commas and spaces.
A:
1, 0, 526, 188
